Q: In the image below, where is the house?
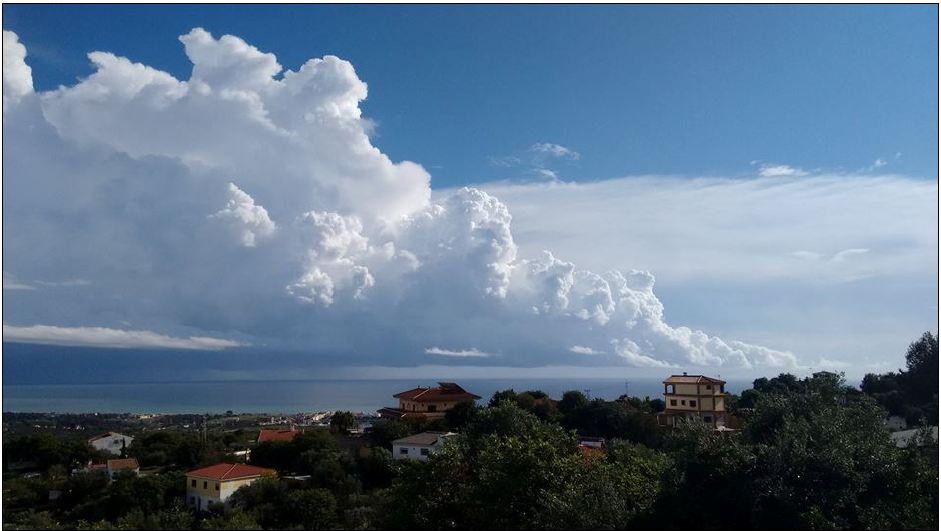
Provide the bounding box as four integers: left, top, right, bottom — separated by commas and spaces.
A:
378, 382, 481, 419
256, 428, 299, 443
890, 426, 939, 448
578, 435, 605, 449
74, 458, 140, 480
391, 431, 457, 461
657, 373, 728, 429
885, 415, 908, 431
185, 463, 276, 512
106, 458, 140, 479
88, 432, 134, 456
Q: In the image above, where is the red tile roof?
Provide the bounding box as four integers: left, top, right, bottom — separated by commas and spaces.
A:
663, 374, 726, 385
257, 429, 299, 443
186, 463, 275, 481
393, 382, 481, 402
107, 458, 139, 471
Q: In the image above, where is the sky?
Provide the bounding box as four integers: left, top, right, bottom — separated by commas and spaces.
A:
2, 5, 938, 384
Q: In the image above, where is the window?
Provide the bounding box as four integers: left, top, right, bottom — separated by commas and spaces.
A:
690, 400, 697, 407
215, 483, 220, 491
427, 405, 437, 412
203, 481, 208, 489
190, 496, 195, 505
704, 416, 712, 423
706, 385, 712, 390
191, 479, 196, 487
681, 400, 686, 406
670, 399, 677, 406
400, 447, 408, 455
420, 448, 429, 456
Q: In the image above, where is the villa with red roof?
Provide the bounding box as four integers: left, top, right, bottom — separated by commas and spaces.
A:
378, 382, 481, 419
256, 428, 299, 443
185, 463, 275, 512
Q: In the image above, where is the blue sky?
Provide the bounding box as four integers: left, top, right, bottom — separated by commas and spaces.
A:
2, 5, 937, 384
5, 5, 938, 185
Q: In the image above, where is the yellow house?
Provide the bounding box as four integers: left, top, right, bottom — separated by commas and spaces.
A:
377, 382, 481, 419
185, 463, 276, 512
658, 373, 728, 428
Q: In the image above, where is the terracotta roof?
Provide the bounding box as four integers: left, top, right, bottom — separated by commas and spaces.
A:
392, 431, 456, 446
257, 429, 299, 443
186, 463, 275, 481
107, 458, 139, 471
663, 374, 726, 385
578, 445, 605, 459
393, 382, 481, 402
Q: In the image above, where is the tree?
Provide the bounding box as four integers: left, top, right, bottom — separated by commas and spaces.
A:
559, 390, 588, 413
444, 400, 480, 431
905, 331, 939, 404
488, 389, 518, 407
330, 411, 358, 434
285, 488, 338, 529
368, 420, 413, 450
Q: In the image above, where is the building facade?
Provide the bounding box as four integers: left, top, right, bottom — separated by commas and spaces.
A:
657, 374, 728, 428
378, 382, 481, 419
88, 432, 134, 456
185, 463, 276, 512
392, 431, 457, 461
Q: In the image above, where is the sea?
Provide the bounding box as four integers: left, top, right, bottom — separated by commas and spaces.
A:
2, 378, 751, 414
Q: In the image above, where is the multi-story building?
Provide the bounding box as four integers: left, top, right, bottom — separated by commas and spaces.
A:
185, 463, 276, 512
657, 373, 728, 428
377, 382, 481, 420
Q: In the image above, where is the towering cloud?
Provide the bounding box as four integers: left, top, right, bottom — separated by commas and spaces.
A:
2, 28, 796, 368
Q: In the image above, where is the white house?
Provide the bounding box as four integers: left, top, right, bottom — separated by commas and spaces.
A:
88, 432, 134, 456
392, 431, 457, 461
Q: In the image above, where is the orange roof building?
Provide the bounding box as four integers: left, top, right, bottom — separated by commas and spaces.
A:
256, 429, 299, 444
378, 382, 481, 419
185, 463, 275, 512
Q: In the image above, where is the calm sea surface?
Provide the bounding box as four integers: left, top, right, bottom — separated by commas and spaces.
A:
2, 378, 749, 414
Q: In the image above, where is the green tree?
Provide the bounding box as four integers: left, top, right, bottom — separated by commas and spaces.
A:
285, 488, 338, 529
330, 411, 358, 434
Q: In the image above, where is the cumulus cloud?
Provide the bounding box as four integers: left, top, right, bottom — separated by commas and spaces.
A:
425, 347, 493, 358
210, 183, 276, 247
3, 30, 33, 110
2, 324, 243, 350
2, 28, 799, 370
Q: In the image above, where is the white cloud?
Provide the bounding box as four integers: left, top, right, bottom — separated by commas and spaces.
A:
758, 164, 809, 177
872, 158, 887, 169
3, 272, 35, 290
425, 347, 494, 358
210, 183, 276, 247
2, 324, 243, 350
3, 30, 33, 110
531, 142, 580, 160
569, 345, 605, 356
0, 28, 846, 371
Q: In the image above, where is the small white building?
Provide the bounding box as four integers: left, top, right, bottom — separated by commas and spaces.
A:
392, 431, 456, 461
885, 415, 908, 431
88, 432, 134, 456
